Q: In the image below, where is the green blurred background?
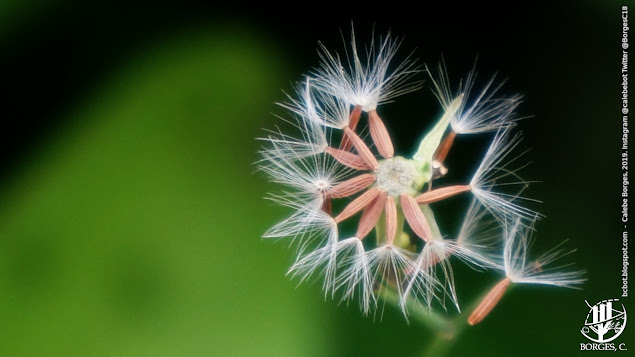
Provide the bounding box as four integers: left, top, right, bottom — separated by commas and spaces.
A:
0, 1, 630, 356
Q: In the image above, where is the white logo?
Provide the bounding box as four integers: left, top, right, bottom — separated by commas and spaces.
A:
581, 299, 627, 343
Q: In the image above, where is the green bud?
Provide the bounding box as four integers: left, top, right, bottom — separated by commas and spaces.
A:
412, 95, 463, 182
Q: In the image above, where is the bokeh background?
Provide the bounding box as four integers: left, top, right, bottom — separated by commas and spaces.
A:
0, 1, 630, 356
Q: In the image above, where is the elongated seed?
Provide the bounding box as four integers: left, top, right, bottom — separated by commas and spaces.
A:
385, 197, 397, 245
325, 147, 372, 170
467, 277, 511, 326
327, 173, 376, 198
415, 185, 471, 204
356, 190, 387, 239
343, 127, 379, 170
400, 194, 432, 242
368, 110, 394, 159
335, 187, 381, 223
321, 197, 332, 215
340, 105, 363, 151
433, 130, 457, 164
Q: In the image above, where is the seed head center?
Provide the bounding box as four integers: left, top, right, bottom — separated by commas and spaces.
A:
376, 157, 419, 197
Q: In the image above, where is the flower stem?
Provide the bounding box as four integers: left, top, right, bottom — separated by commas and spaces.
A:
381, 288, 455, 337
418, 279, 515, 357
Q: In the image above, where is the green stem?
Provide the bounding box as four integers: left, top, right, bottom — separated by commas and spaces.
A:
421, 335, 454, 357
418, 278, 515, 357
381, 288, 455, 337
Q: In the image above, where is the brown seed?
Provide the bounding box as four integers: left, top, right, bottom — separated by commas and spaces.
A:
415, 185, 471, 204
335, 187, 381, 223
467, 277, 511, 326
325, 147, 372, 170
326, 173, 377, 199
356, 190, 387, 239
384, 197, 398, 245
400, 194, 433, 242
340, 105, 363, 151
368, 110, 394, 159
321, 198, 332, 215
343, 127, 379, 170
433, 130, 457, 164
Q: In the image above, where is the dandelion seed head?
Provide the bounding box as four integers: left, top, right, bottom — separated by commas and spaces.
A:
258, 27, 581, 322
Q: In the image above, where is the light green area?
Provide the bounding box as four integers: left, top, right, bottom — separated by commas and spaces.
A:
420, 205, 442, 240
0, 30, 330, 357
412, 95, 462, 183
